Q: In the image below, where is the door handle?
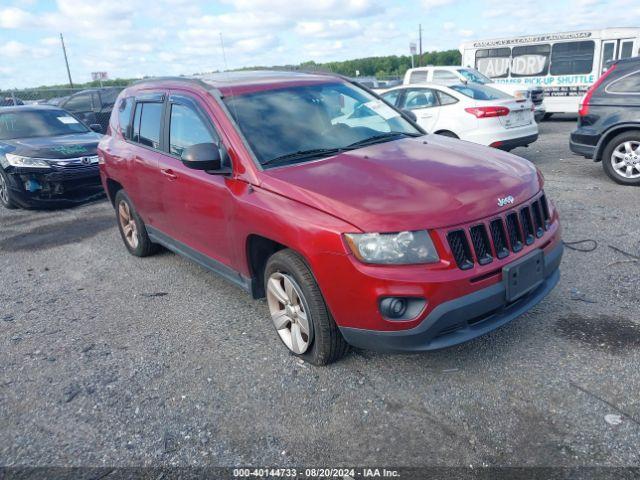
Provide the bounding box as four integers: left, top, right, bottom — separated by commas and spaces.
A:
161, 168, 178, 180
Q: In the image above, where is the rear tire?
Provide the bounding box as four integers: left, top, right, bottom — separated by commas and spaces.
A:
601, 131, 640, 186
0, 169, 18, 210
264, 249, 349, 365
114, 190, 159, 256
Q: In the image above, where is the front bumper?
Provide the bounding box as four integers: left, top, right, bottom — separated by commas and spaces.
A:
339, 242, 562, 352
3, 165, 104, 208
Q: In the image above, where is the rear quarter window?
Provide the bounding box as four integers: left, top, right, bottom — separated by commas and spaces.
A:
606, 69, 640, 94
117, 97, 133, 138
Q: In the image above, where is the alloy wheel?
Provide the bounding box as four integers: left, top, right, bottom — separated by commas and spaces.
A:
266, 272, 312, 354
118, 200, 139, 249
611, 141, 640, 180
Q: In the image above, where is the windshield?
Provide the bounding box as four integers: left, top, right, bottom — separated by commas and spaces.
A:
0, 109, 89, 140
223, 82, 421, 167
457, 69, 493, 85
449, 84, 511, 101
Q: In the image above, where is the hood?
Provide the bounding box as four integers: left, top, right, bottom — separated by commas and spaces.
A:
0, 132, 101, 159
260, 135, 540, 232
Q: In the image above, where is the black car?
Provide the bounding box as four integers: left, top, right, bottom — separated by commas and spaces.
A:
0, 106, 104, 209
58, 87, 122, 133
570, 56, 640, 186
1, 97, 24, 107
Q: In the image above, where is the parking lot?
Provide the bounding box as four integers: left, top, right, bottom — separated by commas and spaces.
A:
1, 118, 639, 468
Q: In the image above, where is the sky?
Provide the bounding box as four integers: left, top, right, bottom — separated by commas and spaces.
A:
0, 0, 638, 89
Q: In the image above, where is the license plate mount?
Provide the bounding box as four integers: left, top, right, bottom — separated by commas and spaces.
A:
503, 249, 544, 303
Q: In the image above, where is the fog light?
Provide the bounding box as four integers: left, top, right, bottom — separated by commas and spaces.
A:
379, 297, 426, 321
385, 298, 407, 318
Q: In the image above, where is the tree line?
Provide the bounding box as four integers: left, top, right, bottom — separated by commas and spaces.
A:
6, 49, 462, 90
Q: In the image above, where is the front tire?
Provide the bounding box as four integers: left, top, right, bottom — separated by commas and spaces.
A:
264, 249, 349, 365
601, 131, 640, 186
114, 190, 159, 256
0, 169, 18, 209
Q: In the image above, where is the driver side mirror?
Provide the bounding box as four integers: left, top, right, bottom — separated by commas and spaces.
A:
402, 109, 417, 122
181, 143, 226, 173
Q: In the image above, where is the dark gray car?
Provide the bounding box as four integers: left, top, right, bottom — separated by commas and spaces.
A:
570, 56, 640, 185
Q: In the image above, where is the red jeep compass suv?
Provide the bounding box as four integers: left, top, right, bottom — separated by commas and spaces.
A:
98, 71, 562, 365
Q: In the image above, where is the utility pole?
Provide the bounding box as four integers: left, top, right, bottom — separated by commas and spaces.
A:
60, 33, 73, 88
418, 24, 423, 67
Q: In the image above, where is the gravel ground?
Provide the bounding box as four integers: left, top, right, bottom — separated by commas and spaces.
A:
1, 118, 640, 468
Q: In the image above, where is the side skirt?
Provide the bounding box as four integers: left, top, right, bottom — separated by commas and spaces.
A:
147, 225, 252, 294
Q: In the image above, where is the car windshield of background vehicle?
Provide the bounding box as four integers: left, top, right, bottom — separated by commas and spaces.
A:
457, 69, 492, 84
449, 84, 511, 100
223, 82, 421, 166
0, 110, 89, 140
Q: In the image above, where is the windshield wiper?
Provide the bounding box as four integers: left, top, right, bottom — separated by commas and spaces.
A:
262, 147, 343, 167
345, 131, 421, 149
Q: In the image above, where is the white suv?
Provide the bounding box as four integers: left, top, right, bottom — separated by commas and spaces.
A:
403, 66, 546, 122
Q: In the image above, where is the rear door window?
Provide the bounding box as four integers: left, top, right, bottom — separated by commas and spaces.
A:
131, 102, 163, 149
401, 89, 438, 109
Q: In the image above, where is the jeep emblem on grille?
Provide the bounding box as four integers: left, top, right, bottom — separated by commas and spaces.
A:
497, 195, 515, 207
81, 157, 91, 165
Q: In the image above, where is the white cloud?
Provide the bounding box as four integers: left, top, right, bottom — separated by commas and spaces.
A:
295, 20, 362, 39
223, 0, 382, 19
0, 7, 32, 28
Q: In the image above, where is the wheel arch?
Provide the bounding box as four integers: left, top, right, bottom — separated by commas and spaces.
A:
594, 123, 640, 162
105, 178, 124, 206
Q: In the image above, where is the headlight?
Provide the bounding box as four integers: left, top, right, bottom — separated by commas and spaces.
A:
5, 153, 51, 168
344, 230, 440, 265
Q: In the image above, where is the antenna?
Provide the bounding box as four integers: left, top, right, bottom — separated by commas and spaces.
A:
219, 33, 229, 73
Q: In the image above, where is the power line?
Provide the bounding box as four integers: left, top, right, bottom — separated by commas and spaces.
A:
60, 33, 73, 88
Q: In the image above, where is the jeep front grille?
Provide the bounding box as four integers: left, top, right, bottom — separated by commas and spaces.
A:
445, 192, 552, 270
